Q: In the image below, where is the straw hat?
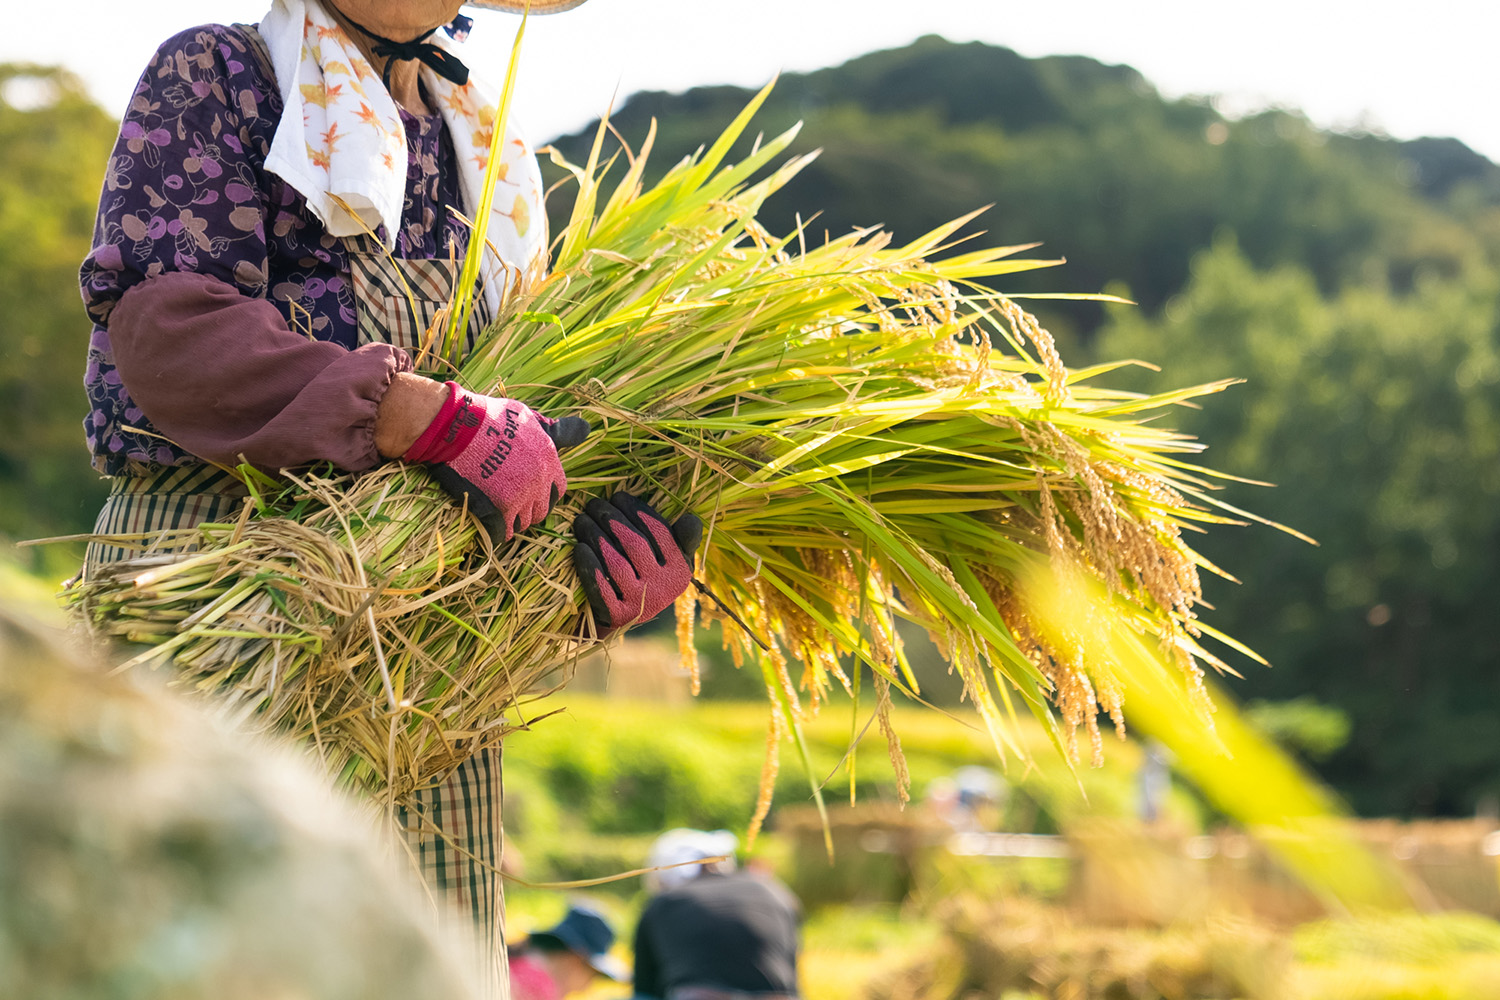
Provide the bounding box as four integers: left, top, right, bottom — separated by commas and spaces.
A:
467, 0, 591, 12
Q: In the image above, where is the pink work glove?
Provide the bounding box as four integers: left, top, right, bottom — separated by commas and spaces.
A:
572, 493, 703, 634
405, 381, 591, 543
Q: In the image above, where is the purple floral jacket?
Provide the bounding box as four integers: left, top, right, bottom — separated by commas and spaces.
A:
80, 23, 473, 475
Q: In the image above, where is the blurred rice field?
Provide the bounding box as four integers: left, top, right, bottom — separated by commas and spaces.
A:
502, 677, 1500, 1000
7, 558, 1500, 999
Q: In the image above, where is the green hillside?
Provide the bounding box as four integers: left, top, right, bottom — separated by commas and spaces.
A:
544, 35, 1500, 343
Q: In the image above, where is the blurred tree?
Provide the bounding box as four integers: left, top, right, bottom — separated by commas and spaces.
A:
1098, 239, 1500, 816
545, 36, 1499, 341
1243, 698, 1351, 762
0, 65, 116, 550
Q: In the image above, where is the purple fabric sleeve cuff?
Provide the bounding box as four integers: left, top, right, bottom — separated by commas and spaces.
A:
109, 271, 413, 471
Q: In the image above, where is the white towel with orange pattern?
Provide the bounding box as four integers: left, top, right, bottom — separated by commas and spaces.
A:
259, 0, 546, 309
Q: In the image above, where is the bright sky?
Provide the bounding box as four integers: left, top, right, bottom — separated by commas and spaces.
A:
5, 1, 1496, 161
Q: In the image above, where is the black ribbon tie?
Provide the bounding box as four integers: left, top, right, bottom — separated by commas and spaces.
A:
339, 13, 471, 89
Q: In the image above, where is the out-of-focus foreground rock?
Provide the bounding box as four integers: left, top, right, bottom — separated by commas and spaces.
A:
0, 602, 480, 999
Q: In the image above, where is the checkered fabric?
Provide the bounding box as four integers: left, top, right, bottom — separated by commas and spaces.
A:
84, 464, 250, 570
346, 233, 490, 354
397, 749, 507, 994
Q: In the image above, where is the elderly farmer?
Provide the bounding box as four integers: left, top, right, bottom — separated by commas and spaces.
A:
633, 830, 803, 1000
79, 0, 700, 992
508, 905, 628, 1000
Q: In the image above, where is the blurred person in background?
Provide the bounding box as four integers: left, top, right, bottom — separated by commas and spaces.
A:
509, 905, 628, 1000
76, 0, 698, 994
925, 765, 1005, 833
953, 764, 1005, 828
632, 829, 802, 1000
1137, 739, 1174, 825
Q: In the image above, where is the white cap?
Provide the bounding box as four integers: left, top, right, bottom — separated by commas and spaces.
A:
645, 828, 738, 894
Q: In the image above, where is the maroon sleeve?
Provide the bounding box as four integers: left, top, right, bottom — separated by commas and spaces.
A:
109, 271, 413, 471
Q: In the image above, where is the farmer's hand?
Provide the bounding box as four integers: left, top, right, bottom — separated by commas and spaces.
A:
573, 492, 702, 634
403, 380, 591, 543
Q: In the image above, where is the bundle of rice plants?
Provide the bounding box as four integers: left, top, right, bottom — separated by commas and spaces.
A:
67, 82, 1261, 819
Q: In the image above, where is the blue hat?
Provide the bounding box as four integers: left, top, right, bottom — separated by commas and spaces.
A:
528, 906, 628, 982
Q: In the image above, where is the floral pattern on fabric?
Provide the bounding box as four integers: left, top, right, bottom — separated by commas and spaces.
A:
80, 23, 472, 475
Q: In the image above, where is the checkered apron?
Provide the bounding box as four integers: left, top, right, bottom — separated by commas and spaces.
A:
84, 217, 509, 996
